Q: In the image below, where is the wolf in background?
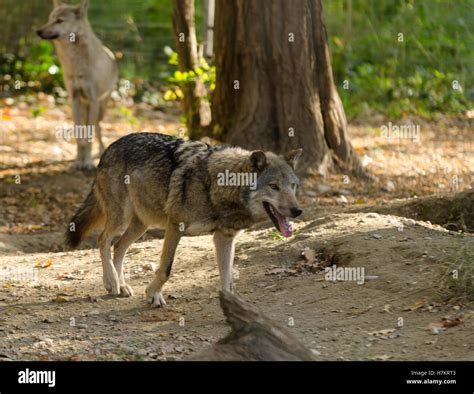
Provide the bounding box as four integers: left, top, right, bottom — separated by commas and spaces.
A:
66, 133, 303, 306
37, 0, 118, 169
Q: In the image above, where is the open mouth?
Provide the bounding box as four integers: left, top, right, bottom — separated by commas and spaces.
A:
39, 33, 59, 40
263, 202, 293, 238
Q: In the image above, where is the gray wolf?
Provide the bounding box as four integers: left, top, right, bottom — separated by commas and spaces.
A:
37, 0, 118, 170
66, 133, 303, 306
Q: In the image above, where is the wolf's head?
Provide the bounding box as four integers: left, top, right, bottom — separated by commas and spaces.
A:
247, 149, 303, 237
36, 0, 90, 41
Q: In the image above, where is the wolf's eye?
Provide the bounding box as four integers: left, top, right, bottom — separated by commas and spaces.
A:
56, 18, 64, 24
269, 183, 279, 191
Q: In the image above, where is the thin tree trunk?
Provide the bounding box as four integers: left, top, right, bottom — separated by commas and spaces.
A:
201, 0, 215, 58
173, 0, 211, 139
212, 0, 366, 177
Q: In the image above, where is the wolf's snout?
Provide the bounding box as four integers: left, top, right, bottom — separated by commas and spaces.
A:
290, 207, 303, 218
36, 29, 59, 40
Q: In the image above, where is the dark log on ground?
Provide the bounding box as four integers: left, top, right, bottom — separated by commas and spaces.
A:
190, 291, 315, 361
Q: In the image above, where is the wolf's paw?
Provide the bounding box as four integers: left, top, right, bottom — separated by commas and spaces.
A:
146, 291, 166, 307
119, 284, 134, 297
104, 277, 121, 297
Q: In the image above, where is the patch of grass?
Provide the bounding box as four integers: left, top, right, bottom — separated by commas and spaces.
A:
269, 230, 286, 241
439, 245, 474, 303
268, 227, 301, 241
113, 106, 139, 126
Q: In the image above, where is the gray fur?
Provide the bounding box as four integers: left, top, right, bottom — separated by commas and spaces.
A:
66, 133, 302, 304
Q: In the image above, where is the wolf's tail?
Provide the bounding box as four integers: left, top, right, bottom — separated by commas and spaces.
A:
65, 186, 103, 250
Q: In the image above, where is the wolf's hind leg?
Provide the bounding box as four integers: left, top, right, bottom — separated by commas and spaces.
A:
146, 221, 181, 307
96, 100, 108, 155
99, 227, 122, 296
213, 230, 239, 293
113, 216, 148, 297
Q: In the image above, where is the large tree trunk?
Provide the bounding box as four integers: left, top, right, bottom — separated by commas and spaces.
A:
212, 0, 365, 177
173, 0, 211, 138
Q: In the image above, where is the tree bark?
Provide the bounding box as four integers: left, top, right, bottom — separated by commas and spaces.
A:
201, 0, 215, 58
173, 0, 211, 138
212, 0, 365, 177
190, 291, 315, 361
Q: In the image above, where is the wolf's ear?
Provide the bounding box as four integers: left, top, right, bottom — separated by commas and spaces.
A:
79, 0, 89, 15
284, 149, 303, 170
249, 151, 267, 172
53, 0, 61, 7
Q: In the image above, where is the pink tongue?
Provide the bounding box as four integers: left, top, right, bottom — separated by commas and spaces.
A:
275, 211, 293, 238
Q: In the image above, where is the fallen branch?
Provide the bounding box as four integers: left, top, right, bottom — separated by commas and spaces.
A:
190, 291, 315, 361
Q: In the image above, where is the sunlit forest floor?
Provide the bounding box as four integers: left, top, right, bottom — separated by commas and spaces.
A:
0, 100, 473, 361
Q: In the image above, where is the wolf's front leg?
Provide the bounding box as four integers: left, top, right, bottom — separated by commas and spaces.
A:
146, 222, 182, 307
88, 98, 105, 154
213, 230, 240, 293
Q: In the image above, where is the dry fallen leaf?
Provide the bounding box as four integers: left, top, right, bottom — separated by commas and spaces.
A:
2, 107, 11, 120
141, 311, 178, 322
374, 354, 391, 361
301, 248, 316, 264
267, 268, 287, 275
440, 317, 463, 328
403, 298, 427, 311
460, 311, 474, 321
427, 317, 463, 330
56, 273, 83, 281
36, 259, 53, 269
52, 295, 69, 303
382, 304, 392, 313
368, 328, 397, 339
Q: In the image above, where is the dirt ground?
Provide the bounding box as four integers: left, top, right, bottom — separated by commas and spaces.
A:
0, 101, 473, 361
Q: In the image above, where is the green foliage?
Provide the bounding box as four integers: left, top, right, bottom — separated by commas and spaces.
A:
268, 228, 300, 241
324, 0, 473, 118
31, 106, 47, 118
0, 40, 63, 98
163, 50, 216, 102
0, 0, 471, 119
113, 106, 139, 126
269, 230, 286, 241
